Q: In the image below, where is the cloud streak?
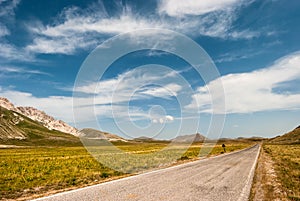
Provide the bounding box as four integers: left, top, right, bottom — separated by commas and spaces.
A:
0, 66, 50, 77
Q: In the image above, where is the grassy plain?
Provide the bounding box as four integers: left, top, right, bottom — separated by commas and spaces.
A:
264, 144, 300, 200
0, 141, 252, 200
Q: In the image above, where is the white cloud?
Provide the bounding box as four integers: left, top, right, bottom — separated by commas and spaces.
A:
152, 119, 158, 123
158, 0, 240, 17
165, 115, 174, 121
186, 51, 300, 114
152, 115, 174, 124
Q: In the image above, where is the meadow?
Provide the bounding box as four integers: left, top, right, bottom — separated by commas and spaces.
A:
264, 144, 300, 200
0, 141, 252, 200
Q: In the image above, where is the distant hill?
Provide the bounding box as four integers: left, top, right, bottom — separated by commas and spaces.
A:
236, 136, 267, 142
172, 133, 207, 143
0, 106, 81, 146
133, 136, 155, 142
80, 128, 127, 142
269, 126, 300, 144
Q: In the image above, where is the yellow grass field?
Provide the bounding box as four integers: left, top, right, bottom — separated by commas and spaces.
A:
0, 141, 252, 200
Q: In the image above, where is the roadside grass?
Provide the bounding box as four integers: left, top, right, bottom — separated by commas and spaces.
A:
264, 144, 300, 200
0, 141, 253, 200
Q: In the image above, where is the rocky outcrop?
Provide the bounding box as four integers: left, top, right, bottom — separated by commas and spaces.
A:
0, 97, 20, 112
16, 107, 79, 136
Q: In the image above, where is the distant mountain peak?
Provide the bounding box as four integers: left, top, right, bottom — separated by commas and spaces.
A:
172, 133, 207, 143
0, 97, 79, 136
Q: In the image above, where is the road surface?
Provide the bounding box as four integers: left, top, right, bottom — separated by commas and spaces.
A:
34, 144, 260, 201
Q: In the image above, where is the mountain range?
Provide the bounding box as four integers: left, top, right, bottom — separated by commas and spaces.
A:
2, 96, 298, 146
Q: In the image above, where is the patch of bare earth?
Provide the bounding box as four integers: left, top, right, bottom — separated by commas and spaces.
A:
250, 147, 288, 201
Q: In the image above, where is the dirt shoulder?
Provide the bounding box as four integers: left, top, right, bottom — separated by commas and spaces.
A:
250, 145, 288, 201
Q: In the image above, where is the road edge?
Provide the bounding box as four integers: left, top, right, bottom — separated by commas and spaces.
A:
238, 144, 261, 201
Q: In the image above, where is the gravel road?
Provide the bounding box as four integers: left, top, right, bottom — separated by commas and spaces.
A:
33, 144, 260, 201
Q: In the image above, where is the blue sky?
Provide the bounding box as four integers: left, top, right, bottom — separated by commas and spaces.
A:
0, 0, 300, 139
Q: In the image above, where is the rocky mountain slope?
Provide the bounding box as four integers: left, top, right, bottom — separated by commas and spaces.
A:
0, 106, 81, 146
0, 97, 79, 136
0, 107, 26, 140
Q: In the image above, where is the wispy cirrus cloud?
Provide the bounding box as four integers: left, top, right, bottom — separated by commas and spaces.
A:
24, 0, 260, 55
186, 51, 300, 114
25, 3, 166, 54
0, 66, 50, 76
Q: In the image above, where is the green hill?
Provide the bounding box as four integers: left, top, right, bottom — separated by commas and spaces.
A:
0, 106, 81, 146
80, 128, 126, 141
